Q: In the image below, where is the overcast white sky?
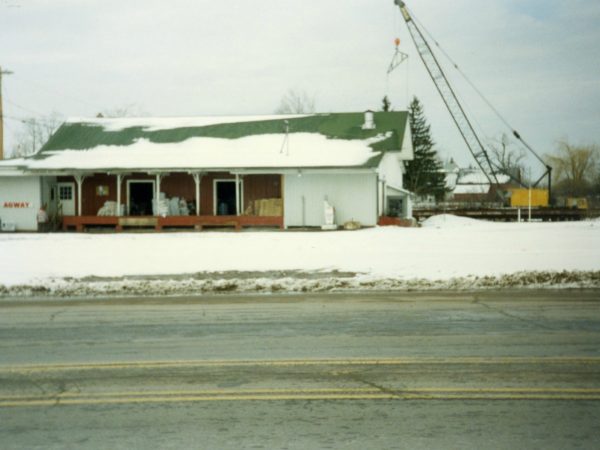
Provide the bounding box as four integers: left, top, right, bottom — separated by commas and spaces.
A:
1, 0, 599, 172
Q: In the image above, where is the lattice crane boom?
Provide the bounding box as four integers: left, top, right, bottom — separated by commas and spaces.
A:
394, 0, 500, 186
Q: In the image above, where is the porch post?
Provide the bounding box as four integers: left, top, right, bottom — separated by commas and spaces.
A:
155, 173, 162, 216
382, 178, 387, 216
235, 173, 240, 216
192, 172, 202, 216
376, 177, 381, 218
116, 174, 122, 216
74, 174, 86, 216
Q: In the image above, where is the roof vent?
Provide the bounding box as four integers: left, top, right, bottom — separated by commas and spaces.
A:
362, 110, 375, 130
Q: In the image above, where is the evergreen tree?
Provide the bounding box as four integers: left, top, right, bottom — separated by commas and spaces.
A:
404, 97, 447, 200
382, 95, 391, 112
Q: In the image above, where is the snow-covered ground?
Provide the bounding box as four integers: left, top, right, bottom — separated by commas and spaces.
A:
1, 215, 599, 297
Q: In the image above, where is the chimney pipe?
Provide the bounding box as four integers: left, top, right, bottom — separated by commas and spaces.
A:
362, 110, 375, 130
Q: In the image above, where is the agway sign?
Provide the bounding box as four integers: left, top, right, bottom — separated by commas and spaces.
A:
3, 202, 31, 208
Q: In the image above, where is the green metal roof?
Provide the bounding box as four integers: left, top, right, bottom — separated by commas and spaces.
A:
39, 112, 408, 156
4, 112, 410, 171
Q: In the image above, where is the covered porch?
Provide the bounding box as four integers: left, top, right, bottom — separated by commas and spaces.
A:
57, 170, 284, 232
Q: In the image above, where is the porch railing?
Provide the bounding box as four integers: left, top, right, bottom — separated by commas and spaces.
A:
62, 215, 284, 232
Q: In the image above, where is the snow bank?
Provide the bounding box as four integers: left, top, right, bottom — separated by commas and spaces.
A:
3, 271, 598, 298
421, 214, 498, 228
0, 216, 599, 297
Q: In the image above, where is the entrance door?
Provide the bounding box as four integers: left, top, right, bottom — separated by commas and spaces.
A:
214, 180, 238, 216
127, 180, 155, 216
57, 182, 76, 216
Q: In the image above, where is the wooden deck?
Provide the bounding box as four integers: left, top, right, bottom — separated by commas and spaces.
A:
62, 215, 284, 232
377, 216, 417, 227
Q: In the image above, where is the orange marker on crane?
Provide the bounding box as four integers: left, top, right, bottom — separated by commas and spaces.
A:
387, 37, 407, 74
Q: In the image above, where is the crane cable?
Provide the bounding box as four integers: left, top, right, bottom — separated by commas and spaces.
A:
408, 7, 548, 167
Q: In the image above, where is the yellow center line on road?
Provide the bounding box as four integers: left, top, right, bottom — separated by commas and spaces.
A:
1, 356, 600, 373
3, 387, 599, 400
0, 394, 397, 408
1, 387, 600, 408
0, 387, 383, 399
4, 387, 600, 399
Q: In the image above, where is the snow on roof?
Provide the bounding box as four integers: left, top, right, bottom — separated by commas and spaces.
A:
453, 184, 490, 195
67, 115, 310, 132
0, 157, 27, 168
445, 173, 459, 190
21, 112, 410, 172
0, 160, 28, 175
26, 133, 388, 171
443, 159, 460, 173
459, 171, 510, 184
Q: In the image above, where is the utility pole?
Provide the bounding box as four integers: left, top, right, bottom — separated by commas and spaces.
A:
0, 66, 14, 160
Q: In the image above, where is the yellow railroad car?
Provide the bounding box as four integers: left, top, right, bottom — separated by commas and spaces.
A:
565, 197, 588, 209
509, 188, 549, 207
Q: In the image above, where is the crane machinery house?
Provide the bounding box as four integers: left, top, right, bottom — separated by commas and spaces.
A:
0, 112, 414, 232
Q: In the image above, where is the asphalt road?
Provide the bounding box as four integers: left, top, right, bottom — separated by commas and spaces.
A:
1, 290, 599, 449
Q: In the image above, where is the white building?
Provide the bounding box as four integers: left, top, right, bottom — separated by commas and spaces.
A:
0, 112, 414, 231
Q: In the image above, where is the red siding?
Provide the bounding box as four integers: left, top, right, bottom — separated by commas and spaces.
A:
243, 175, 282, 208
82, 173, 116, 215
59, 172, 282, 216
161, 173, 196, 203
200, 172, 234, 215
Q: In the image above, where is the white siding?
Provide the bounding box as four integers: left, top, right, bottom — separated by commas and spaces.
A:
386, 185, 413, 219
284, 172, 377, 227
0, 176, 41, 231
41, 176, 58, 217
398, 121, 414, 161
378, 152, 404, 190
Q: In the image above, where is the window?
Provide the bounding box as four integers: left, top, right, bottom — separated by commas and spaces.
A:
387, 197, 404, 217
59, 185, 73, 201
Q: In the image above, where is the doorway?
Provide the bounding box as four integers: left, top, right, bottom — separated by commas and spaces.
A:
214, 180, 240, 216
57, 182, 75, 216
127, 180, 155, 216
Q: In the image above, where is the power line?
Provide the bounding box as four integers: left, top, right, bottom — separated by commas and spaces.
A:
4, 96, 49, 117
408, 7, 548, 167
2, 96, 64, 128
10, 75, 103, 111
2, 114, 27, 122
2, 113, 61, 126
408, 7, 522, 137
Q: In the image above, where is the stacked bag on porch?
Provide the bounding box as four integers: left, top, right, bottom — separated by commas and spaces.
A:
97, 201, 124, 216
154, 193, 189, 217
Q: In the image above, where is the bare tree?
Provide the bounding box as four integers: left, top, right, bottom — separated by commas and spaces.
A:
545, 140, 599, 196
12, 111, 63, 158
274, 89, 316, 114
593, 162, 600, 197
488, 133, 526, 181
101, 103, 148, 118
